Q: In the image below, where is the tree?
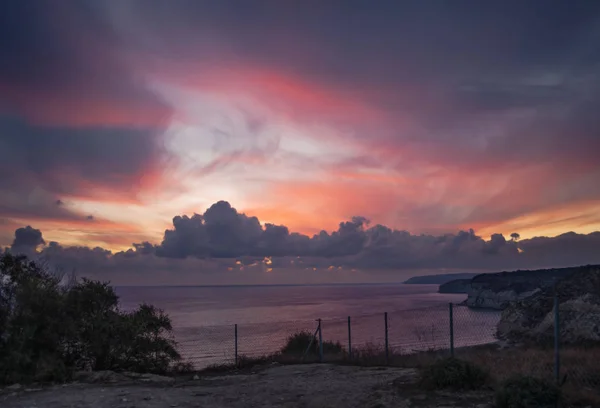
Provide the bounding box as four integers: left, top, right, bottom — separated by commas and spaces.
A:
510, 232, 520, 242
0, 253, 182, 384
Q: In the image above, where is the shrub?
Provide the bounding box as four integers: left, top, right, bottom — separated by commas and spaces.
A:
281, 331, 316, 356
280, 331, 344, 358
419, 357, 489, 390
0, 253, 182, 383
495, 375, 562, 408
322, 340, 344, 355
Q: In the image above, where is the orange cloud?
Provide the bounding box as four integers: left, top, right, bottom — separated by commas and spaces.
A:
244, 178, 416, 234
0, 214, 150, 251
242, 158, 600, 238
472, 199, 600, 240
57, 166, 169, 205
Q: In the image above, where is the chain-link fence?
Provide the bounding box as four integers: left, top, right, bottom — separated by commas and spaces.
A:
175, 300, 598, 401
176, 303, 500, 369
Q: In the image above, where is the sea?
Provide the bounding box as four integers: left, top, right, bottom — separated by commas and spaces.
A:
116, 284, 501, 367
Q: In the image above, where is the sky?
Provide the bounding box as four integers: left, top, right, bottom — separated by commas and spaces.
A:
1, 1, 600, 284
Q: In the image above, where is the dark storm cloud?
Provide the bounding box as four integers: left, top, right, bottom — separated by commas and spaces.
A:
136, 201, 600, 270
99, 0, 600, 109
0, 116, 170, 220
2, 0, 600, 273
0, 116, 165, 194
87, 0, 600, 173
12, 226, 45, 251
138, 201, 600, 270
154, 201, 311, 259
0, 1, 170, 120
4, 201, 600, 280
0, 1, 174, 221
99, 0, 599, 80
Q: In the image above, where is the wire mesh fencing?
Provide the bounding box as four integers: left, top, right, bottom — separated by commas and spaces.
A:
173, 299, 599, 403
451, 304, 501, 348
176, 324, 237, 368
237, 319, 318, 359
175, 303, 501, 369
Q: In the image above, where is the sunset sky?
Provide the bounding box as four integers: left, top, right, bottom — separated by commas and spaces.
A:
1, 1, 600, 283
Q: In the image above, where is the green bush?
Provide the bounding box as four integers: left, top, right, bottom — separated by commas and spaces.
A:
280, 331, 344, 357
322, 340, 344, 355
0, 253, 182, 384
281, 331, 316, 355
495, 375, 562, 408
419, 357, 489, 390
0, 254, 68, 383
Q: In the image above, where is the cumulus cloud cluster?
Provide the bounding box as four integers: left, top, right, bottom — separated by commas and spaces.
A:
4, 201, 600, 283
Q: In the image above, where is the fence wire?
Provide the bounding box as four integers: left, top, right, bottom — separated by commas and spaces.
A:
174, 301, 599, 401
237, 320, 318, 359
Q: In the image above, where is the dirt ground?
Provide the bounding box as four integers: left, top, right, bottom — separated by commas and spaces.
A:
0, 364, 493, 408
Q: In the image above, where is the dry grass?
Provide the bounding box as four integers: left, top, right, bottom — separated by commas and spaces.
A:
456, 345, 600, 405
336, 344, 600, 406
192, 344, 600, 406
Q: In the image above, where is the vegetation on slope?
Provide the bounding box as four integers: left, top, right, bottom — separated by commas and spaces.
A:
0, 253, 182, 384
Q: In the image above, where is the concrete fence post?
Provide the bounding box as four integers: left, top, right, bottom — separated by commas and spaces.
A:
554, 292, 560, 384
318, 319, 323, 363
449, 303, 454, 358
348, 316, 352, 360
384, 312, 389, 365
234, 324, 238, 366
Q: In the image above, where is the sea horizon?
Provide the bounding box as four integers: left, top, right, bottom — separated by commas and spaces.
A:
114, 283, 496, 368
114, 282, 438, 289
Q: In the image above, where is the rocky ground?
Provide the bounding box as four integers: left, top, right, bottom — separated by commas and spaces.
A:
0, 364, 493, 408
497, 265, 600, 343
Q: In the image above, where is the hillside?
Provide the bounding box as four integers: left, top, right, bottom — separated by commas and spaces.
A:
497, 265, 600, 344
438, 279, 471, 294
465, 265, 588, 310
403, 273, 479, 285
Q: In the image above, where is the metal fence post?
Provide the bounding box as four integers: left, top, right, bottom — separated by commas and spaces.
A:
449, 303, 454, 358
347, 316, 352, 360
384, 312, 389, 365
554, 292, 560, 384
234, 323, 238, 366
318, 318, 323, 363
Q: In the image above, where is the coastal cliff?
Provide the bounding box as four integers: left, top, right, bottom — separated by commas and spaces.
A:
403, 273, 478, 285
497, 265, 600, 344
465, 265, 586, 310
438, 279, 471, 294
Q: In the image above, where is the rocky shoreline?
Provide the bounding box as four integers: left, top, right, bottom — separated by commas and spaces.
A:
497, 265, 600, 344
439, 264, 600, 345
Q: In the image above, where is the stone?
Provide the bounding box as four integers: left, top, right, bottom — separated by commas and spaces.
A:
7, 383, 22, 390
192, 374, 200, 380
136, 373, 175, 383
75, 370, 128, 383
497, 266, 600, 344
